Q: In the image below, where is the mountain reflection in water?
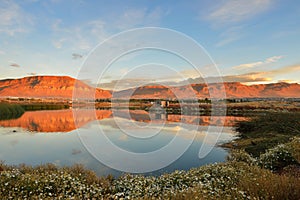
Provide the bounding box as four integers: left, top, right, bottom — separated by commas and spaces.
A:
0, 109, 245, 176
0, 109, 247, 132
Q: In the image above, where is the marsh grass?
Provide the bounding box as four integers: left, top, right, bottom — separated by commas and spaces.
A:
21, 104, 69, 111
236, 112, 300, 136
0, 103, 25, 120
232, 112, 300, 157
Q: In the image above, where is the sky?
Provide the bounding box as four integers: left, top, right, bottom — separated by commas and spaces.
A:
0, 0, 300, 89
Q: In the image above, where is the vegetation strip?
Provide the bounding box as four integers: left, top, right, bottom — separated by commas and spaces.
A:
0, 103, 25, 120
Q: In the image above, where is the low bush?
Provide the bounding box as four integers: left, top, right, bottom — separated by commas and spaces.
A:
233, 112, 300, 156
1, 160, 299, 199
226, 149, 257, 165
0, 103, 25, 120
258, 140, 299, 171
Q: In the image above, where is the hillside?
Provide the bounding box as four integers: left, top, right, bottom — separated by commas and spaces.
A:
0, 76, 111, 99
0, 76, 300, 99
114, 82, 300, 99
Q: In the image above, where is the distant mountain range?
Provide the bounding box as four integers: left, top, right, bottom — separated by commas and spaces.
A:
0, 76, 300, 99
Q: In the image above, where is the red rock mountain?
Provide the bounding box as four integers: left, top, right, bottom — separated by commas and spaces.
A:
114, 82, 300, 99
0, 76, 299, 99
0, 76, 111, 99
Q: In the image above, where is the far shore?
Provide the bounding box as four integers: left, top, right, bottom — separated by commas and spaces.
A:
1, 97, 300, 115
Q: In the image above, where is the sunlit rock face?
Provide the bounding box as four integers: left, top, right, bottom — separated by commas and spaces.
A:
113, 82, 300, 99
0, 76, 111, 99
1, 76, 300, 99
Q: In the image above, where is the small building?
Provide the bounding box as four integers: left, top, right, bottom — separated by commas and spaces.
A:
160, 100, 169, 108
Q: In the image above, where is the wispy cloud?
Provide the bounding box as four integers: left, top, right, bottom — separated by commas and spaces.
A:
174, 64, 300, 85
216, 26, 244, 47
224, 64, 300, 83
268, 64, 300, 76
51, 7, 165, 51
222, 72, 271, 83
72, 53, 83, 60
233, 55, 283, 70
9, 62, 20, 68
204, 0, 274, 46
0, 0, 33, 36
98, 78, 157, 91
51, 19, 100, 50
277, 79, 297, 84
265, 55, 283, 63
114, 7, 165, 30
206, 0, 273, 25
96, 63, 300, 90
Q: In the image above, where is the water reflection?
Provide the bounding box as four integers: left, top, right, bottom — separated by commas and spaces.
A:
0, 109, 245, 176
0, 110, 112, 132
0, 109, 246, 132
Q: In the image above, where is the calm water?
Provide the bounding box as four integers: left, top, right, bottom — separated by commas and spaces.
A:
0, 109, 244, 176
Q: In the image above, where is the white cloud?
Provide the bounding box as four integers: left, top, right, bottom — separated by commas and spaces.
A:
224, 64, 300, 83
52, 19, 95, 51
205, 0, 274, 46
216, 26, 243, 47
233, 55, 283, 70
0, 0, 33, 36
233, 61, 264, 70
51, 19, 105, 51
207, 0, 272, 25
88, 20, 107, 40
96, 63, 300, 90
114, 7, 165, 30
51, 6, 165, 51
115, 9, 147, 30
52, 38, 66, 49
277, 79, 297, 84
265, 55, 283, 63
268, 64, 300, 75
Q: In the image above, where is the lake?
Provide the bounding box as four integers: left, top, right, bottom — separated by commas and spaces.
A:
0, 109, 244, 176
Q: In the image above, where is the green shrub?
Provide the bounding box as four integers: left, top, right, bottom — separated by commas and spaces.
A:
289, 137, 300, 163
227, 149, 257, 165
258, 143, 298, 171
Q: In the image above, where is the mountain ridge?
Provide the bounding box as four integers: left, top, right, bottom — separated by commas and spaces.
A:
0, 76, 300, 99
0, 76, 111, 99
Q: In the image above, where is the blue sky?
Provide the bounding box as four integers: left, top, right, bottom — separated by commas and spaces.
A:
0, 0, 300, 89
